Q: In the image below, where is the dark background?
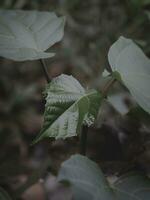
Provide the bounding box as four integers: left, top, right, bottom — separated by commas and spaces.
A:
0, 0, 150, 199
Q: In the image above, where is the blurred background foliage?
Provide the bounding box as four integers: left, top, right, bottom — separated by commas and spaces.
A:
0, 0, 150, 199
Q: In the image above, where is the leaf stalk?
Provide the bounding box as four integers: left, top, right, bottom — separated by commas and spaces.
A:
40, 59, 51, 83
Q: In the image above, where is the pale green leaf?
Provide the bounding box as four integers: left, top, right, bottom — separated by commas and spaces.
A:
108, 36, 150, 114
108, 92, 130, 115
58, 154, 150, 200
0, 10, 65, 61
0, 187, 12, 200
102, 69, 110, 78
58, 154, 115, 200
114, 172, 150, 200
33, 74, 101, 143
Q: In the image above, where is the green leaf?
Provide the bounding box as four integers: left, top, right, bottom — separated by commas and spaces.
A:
114, 172, 150, 200
83, 90, 102, 126
0, 187, 12, 200
0, 10, 65, 61
108, 92, 130, 115
108, 36, 150, 114
58, 154, 150, 200
58, 154, 115, 200
33, 74, 101, 143
102, 69, 110, 78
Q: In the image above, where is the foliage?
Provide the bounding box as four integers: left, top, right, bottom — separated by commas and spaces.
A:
58, 154, 150, 200
0, 6, 150, 200
0, 10, 65, 61
33, 74, 101, 143
108, 36, 150, 114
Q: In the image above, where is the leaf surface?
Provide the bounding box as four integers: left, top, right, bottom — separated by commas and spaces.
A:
33, 74, 101, 143
58, 154, 115, 200
108, 36, 150, 114
114, 172, 150, 200
0, 10, 65, 61
58, 154, 150, 200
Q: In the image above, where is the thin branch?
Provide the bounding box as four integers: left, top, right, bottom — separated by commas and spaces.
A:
40, 59, 51, 83
80, 125, 88, 155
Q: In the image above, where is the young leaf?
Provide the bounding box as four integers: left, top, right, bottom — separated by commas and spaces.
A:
58, 154, 150, 200
0, 187, 12, 200
0, 10, 65, 61
108, 36, 150, 114
33, 74, 101, 143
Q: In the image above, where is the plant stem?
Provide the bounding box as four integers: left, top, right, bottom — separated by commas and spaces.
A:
102, 77, 116, 97
40, 59, 51, 83
80, 125, 88, 155
79, 77, 116, 156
